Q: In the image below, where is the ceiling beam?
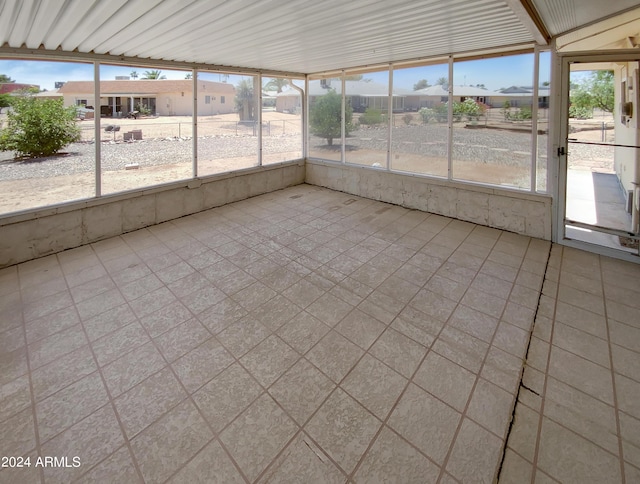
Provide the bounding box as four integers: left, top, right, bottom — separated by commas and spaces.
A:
504, 0, 551, 45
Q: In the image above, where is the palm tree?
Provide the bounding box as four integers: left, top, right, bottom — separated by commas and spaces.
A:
130, 71, 138, 80
142, 70, 166, 80
235, 79, 255, 121
263, 78, 288, 93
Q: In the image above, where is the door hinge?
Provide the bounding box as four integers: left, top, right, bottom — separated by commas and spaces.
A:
557, 146, 566, 156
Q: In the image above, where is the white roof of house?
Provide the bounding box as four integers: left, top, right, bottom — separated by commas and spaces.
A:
413, 85, 503, 97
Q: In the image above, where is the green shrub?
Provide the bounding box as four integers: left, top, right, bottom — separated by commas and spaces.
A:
135, 103, 152, 116
359, 108, 384, 125
402, 113, 413, 125
569, 105, 593, 119
418, 107, 434, 123
309, 90, 353, 146
0, 96, 80, 158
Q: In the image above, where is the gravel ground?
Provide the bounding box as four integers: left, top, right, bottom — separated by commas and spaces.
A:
0, 124, 611, 181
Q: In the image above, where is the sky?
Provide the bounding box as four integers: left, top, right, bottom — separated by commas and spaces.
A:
0, 52, 551, 93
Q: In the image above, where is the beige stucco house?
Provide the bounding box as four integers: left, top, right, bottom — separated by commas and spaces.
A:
57, 79, 235, 117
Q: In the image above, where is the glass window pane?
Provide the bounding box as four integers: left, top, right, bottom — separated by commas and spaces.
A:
197, 72, 258, 176
391, 64, 449, 177
345, 71, 389, 168
99, 65, 193, 194
452, 54, 534, 189
308, 77, 342, 162
0, 59, 94, 214
537, 51, 551, 192
262, 77, 303, 164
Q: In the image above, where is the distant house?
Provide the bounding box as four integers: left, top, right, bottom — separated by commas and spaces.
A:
276, 80, 413, 113
0, 82, 39, 94
408, 85, 507, 109
499, 86, 550, 108
57, 79, 236, 117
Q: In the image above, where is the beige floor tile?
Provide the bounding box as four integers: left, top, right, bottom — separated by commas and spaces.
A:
139, 300, 193, 338
470, 272, 513, 300
28, 324, 87, 370
216, 315, 270, 358
168, 440, 245, 483
276, 311, 331, 354
466, 378, 514, 438
446, 418, 503, 483
306, 389, 381, 475
102, 341, 166, 397
254, 294, 302, 332
615, 374, 640, 420
30, 345, 96, 402
480, 260, 519, 283
499, 448, 534, 484
506, 403, 539, 462
606, 301, 640, 328
369, 328, 427, 378
612, 344, 640, 384
555, 301, 607, 340
82, 303, 137, 342
131, 399, 213, 484
354, 426, 440, 483
232, 281, 278, 312
36, 371, 108, 443
432, 326, 489, 374
620, 412, 640, 469
388, 383, 461, 465
0, 450, 41, 484
128, 286, 177, 319
493, 321, 529, 359
552, 322, 611, 368
341, 354, 407, 420
481, 346, 522, 394
558, 284, 605, 316
221, 393, 298, 481
193, 363, 263, 432
335, 308, 386, 351
115, 367, 187, 439
181, 284, 227, 315
409, 289, 457, 323
154, 318, 210, 362
413, 352, 475, 412
269, 358, 335, 425
75, 288, 126, 322
90, 322, 149, 367
461, 288, 506, 319
25, 306, 79, 345
0, 374, 31, 424
425, 274, 468, 303
79, 445, 142, 484
258, 432, 345, 483
305, 330, 364, 383
0, 407, 36, 458
306, 292, 354, 327
197, 297, 248, 334
240, 335, 300, 387
23, 290, 73, 322
609, 320, 640, 354
172, 337, 234, 393
41, 405, 124, 484
282, 278, 325, 309
449, 305, 499, 343
549, 346, 614, 405
538, 417, 621, 484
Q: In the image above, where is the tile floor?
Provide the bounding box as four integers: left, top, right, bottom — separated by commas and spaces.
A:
501, 244, 640, 484
0, 184, 637, 483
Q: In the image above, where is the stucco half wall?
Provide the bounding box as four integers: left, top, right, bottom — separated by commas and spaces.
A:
305, 159, 552, 240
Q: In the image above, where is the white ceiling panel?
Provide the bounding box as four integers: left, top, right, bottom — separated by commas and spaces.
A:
530, 0, 640, 36
0, 0, 541, 74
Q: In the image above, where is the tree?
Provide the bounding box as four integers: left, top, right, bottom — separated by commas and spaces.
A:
184, 73, 192, 80
309, 89, 353, 146
0, 74, 15, 83
130, 71, 138, 80
235, 79, 255, 121
436, 77, 448, 86
413, 79, 430, 90
571, 70, 614, 113
344, 74, 364, 81
142, 70, 166, 80
0, 96, 80, 158
264, 78, 288, 93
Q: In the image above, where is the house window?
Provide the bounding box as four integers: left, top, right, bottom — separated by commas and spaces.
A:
205, 95, 211, 104
76, 99, 88, 106
220, 96, 225, 104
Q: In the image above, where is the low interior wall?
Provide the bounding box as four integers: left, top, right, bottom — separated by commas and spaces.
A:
306, 160, 552, 240
0, 162, 305, 268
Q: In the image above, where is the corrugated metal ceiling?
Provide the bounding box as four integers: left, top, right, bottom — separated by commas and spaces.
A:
0, 0, 540, 74
529, 0, 640, 36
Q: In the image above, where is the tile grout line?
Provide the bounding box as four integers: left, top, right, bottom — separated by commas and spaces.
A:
16, 263, 46, 484
495, 239, 553, 481
435, 234, 534, 483
529, 245, 563, 484
599, 256, 627, 484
